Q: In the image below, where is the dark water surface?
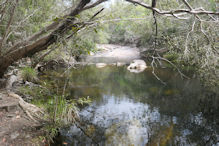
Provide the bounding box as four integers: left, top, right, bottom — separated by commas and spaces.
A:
52, 65, 218, 146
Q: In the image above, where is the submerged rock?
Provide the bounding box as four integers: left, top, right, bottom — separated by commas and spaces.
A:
96, 63, 107, 68
85, 44, 141, 64
127, 59, 147, 73
116, 62, 126, 67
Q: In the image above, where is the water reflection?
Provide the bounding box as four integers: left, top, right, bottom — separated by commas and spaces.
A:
52, 65, 218, 146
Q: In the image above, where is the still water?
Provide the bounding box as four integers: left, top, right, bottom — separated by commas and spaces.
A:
53, 65, 218, 146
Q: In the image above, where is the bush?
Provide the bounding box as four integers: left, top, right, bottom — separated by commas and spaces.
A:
21, 67, 38, 82
163, 53, 179, 63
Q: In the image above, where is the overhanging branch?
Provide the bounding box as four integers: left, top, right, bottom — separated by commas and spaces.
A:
4, 0, 107, 55
83, 0, 107, 10
126, 0, 219, 16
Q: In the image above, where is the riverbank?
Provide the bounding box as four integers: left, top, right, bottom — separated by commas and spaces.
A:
0, 43, 218, 145
0, 44, 144, 146
85, 44, 141, 63
0, 90, 46, 146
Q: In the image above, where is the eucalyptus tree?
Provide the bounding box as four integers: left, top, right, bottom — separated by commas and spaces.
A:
0, 0, 218, 78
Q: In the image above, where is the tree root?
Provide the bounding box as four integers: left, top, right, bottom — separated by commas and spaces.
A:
8, 92, 46, 122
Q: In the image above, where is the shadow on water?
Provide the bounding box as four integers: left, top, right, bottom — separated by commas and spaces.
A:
49, 65, 218, 146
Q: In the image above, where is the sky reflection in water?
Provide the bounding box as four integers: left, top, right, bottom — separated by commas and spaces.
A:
53, 65, 218, 146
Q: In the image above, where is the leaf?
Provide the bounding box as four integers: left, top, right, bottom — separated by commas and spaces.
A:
53, 17, 60, 22
75, 14, 80, 18
94, 28, 98, 33
72, 26, 78, 32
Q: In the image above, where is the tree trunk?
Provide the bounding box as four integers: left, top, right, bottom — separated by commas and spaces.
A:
0, 0, 91, 77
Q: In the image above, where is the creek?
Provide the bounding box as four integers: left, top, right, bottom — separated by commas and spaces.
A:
47, 65, 219, 146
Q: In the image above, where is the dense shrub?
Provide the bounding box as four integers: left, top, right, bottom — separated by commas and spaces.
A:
21, 67, 38, 82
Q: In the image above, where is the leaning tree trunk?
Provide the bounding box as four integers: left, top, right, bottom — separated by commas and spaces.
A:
0, 0, 91, 77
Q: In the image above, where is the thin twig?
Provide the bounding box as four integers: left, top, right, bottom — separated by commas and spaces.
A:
126, 0, 219, 16
151, 56, 166, 85
184, 20, 196, 57
182, 0, 210, 44
155, 56, 189, 79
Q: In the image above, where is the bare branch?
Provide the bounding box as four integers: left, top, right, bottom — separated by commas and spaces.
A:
184, 20, 196, 57
126, 0, 219, 16
151, 56, 166, 85
181, 0, 192, 10
66, 8, 104, 39
155, 56, 189, 79
83, 0, 107, 10
126, 0, 216, 59
33, 8, 105, 70
182, 0, 211, 45
96, 17, 150, 23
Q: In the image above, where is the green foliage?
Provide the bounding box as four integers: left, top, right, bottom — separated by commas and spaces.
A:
97, 2, 153, 45
19, 86, 48, 100
18, 72, 92, 140
48, 95, 78, 124
43, 124, 59, 142
77, 97, 92, 106
16, 0, 56, 34
21, 67, 38, 82
71, 37, 96, 57
0, 0, 59, 49
83, 0, 187, 47
164, 18, 219, 88
163, 53, 179, 63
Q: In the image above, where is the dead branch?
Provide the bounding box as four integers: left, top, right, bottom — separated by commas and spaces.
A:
181, 0, 210, 44
97, 17, 150, 23
149, 52, 190, 84
126, 0, 216, 84
66, 8, 104, 39
126, 0, 219, 16
83, 0, 107, 10
151, 56, 166, 85
155, 56, 189, 79
184, 20, 196, 57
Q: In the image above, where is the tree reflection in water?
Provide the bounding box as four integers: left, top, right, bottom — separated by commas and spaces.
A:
50, 65, 218, 146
